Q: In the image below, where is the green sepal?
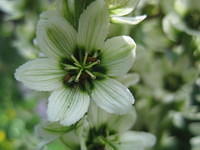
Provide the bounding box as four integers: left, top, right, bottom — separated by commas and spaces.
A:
57, 0, 96, 29
57, 0, 75, 27
43, 122, 76, 133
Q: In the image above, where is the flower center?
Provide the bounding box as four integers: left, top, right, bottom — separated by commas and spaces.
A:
86, 125, 117, 150
61, 49, 105, 90
64, 53, 100, 82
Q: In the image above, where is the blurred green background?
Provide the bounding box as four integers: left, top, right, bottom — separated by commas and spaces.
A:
0, 0, 199, 150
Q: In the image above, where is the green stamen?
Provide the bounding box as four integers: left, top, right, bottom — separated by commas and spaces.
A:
63, 64, 79, 70
83, 52, 88, 65
71, 55, 81, 66
75, 69, 83, 82
85, 60, 100, 69
68, 76, 76, 83
74, 62, 82, 67
93, 52, 98, 58
63, 52, 102, 85
85, 70, 96, 79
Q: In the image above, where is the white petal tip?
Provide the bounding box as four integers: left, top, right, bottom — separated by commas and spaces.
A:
111, 15, 147, 25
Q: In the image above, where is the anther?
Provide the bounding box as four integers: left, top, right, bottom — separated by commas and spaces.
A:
64, 74, 71, 82
87, 57, 97, 62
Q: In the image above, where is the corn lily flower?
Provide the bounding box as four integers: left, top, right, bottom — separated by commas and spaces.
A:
80, 103, 156, 150
15, 0, 136, 126
35, 104, 156, 150
106, 0, 147, 25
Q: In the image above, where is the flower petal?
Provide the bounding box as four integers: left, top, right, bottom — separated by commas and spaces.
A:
116, 144, 143, 150
162, 13, 182, 41
119, 131, 156, 148
15, 58, 65, 91
87, 101, 110, 128
77, 0, 109, 51
88, 102, 136, 132
107, 107, 137, 133
117, 73, 140, 87
47, 87, 90, 126
91, 78, 134, 115
108, 0, 139, 16
101, 36, 136, 76
36, 11, 77, 59
111, 15, 147, 25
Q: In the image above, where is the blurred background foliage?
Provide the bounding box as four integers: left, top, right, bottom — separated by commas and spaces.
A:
0, 0, 199, 150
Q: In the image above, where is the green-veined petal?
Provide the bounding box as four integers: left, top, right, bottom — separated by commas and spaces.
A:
119, 131, 156, 149
47, 87, 90, 126
77, 0, 109, 52
91, 78, 134, 115
15, 58, 65, 91
36, 11, 77, 59
111, 15, 146, 25
101, 36, 136, 76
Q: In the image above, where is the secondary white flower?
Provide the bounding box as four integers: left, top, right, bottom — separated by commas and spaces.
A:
81, 103, 156, 150
106, 0, 147, 25
162, 0, 200, 40
35, 104, 156, 150
15, 0, 136, 126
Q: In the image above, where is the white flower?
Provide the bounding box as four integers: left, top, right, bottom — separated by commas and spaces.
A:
81, 103, 156, 150
15, 0, 136, 126
163, 12, 200, 41
106, 0, 147, 25
162, 0, 200, 40
35, 103, 156, 150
